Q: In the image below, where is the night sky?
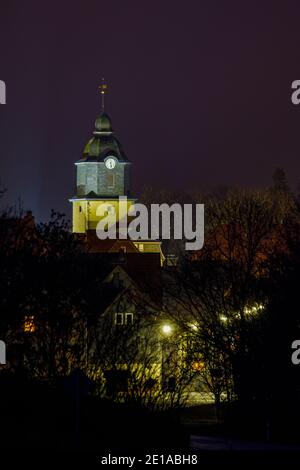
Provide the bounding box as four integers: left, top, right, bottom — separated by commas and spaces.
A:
1, 0, 300, 221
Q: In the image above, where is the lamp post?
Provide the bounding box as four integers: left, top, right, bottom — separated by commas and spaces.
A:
160, 323, 174, 392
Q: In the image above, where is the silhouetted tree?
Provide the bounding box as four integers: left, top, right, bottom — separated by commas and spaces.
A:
164, 188, 293, 410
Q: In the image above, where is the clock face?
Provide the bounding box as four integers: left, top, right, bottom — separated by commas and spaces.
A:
105, 157, 116, 169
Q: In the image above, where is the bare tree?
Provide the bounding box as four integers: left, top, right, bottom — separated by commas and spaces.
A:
163, 189, 288, 408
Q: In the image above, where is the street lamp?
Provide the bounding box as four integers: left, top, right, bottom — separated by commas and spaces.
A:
162, 324, 172, 335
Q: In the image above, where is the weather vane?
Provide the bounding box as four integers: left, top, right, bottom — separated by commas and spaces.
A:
99, 78, 108, 111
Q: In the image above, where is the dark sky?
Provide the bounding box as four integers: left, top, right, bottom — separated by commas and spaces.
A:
1, 0, 300, 220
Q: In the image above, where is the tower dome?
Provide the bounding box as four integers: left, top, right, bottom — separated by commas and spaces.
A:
81, 110, 129, 162
95, 112, 113, 132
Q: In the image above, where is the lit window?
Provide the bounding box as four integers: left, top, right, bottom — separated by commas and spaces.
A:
125, 313, 134, 325
24, 315, 35, 333
139, 244, 144, 252
220, 314, 227, 323
192, 361, 205, 371
115, 313, 123, 325
114, 312, 134, 326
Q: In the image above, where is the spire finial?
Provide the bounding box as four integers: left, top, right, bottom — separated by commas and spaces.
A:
99, 78, 108, 111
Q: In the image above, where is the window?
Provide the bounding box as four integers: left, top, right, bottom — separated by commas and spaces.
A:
115, 313, 123, 325
125, 313, 134, 325
79, 206, 82, 212
114, 312, 134, 326
192, 361, 205, 372
107, 173, 115, 189
24, 315, 35, 333
134, 243, 144, 252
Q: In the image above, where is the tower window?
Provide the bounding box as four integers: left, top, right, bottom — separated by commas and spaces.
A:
107, 173, 115, 189
79, 206, 82, 212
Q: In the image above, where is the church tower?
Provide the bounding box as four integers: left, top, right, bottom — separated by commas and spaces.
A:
70, 88, 135, 235
70, 84, 164, 262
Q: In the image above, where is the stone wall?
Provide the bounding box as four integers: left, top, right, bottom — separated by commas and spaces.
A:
76, 162, 130, 196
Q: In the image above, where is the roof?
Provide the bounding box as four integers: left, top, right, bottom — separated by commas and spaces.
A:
78, 112, 129, 163
78, 231, 163, 306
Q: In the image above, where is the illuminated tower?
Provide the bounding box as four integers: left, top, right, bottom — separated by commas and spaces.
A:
70, 81, 134, 234
70, 82, 164, 262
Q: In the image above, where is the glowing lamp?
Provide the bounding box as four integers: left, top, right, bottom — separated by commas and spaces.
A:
162, 324, 172, 335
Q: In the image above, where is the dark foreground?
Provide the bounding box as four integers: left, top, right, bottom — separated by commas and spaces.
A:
1, 375, 300, 467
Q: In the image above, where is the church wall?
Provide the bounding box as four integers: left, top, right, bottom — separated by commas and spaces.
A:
72, 201, 87, 233
124, 164, 130, 195
76, 163, 128, 197
72, 199, 135, 232
97, 163, 125, 196
76, 164, 86, 196
86, 163, 98, 194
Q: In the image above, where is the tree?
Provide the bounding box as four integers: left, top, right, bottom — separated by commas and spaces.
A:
270, 168, 296, 224
0, 210, 103, 379
163, 188, 286, 409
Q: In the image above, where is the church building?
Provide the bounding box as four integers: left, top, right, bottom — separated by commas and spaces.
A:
69, 87, 164, 262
